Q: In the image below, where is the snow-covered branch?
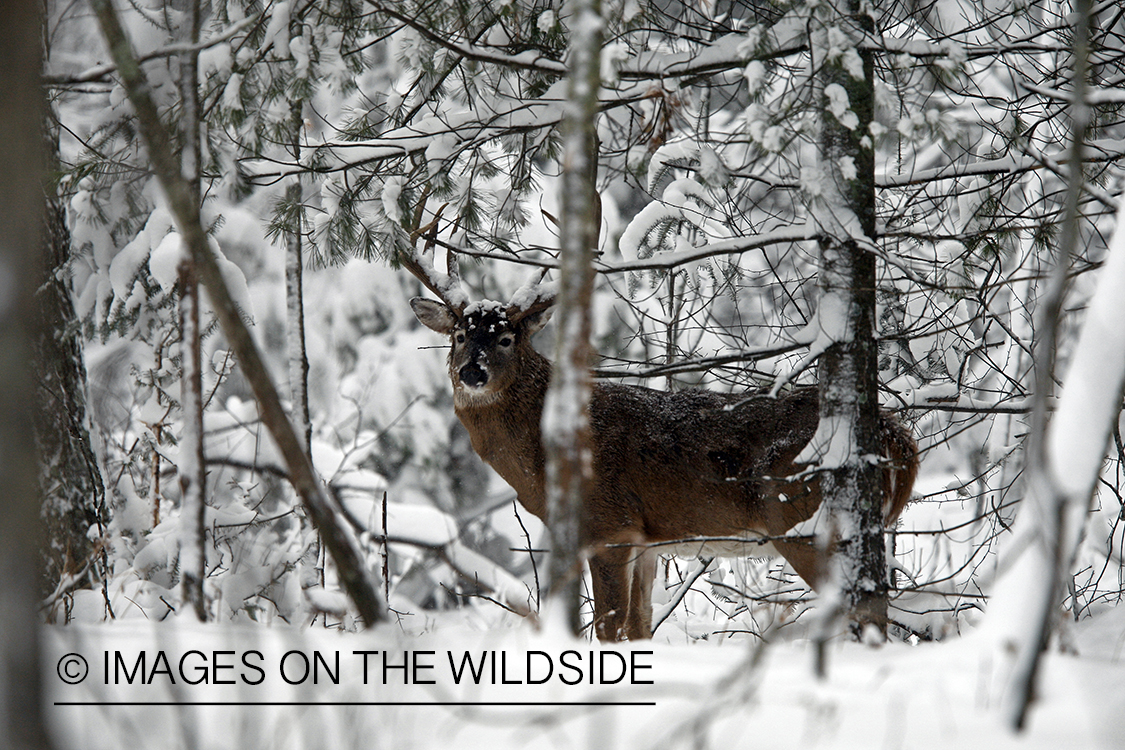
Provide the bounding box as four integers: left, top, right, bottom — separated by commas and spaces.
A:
618, 13, 808, 81
45, 13, 261, 86
877, 136, 1125, 188
243, 79, 659, 182
364, 0, 568, 76
592, 344, 805, 380
605, 224, 814, 272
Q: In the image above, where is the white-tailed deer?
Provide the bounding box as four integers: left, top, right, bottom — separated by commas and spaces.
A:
404, 252, 918, 641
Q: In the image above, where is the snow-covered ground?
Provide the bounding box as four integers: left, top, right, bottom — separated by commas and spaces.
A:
44, 602, 1125, 750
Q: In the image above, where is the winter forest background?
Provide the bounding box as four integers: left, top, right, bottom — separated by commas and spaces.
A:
2, 0, 1125, 747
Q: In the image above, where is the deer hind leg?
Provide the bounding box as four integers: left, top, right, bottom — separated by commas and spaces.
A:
773, 537, 825, 590
625, 545, 656, 640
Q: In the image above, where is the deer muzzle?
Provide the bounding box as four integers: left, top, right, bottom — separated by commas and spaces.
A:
459, 362, 488, 388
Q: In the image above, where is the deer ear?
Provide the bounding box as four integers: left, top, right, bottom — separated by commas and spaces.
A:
522, 307, 552, 336
410, 297, 457, 335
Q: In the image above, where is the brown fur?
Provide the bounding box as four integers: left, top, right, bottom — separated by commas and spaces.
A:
411, 297, 918, 641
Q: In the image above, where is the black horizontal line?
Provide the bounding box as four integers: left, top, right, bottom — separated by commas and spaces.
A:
54, 701, 656, 707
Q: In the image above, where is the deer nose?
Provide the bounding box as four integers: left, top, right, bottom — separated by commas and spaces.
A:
459, 363, 488, 388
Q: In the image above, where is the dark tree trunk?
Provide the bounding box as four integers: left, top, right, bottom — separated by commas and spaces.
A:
35, 89, 107, 614
811, 0, 887, 652
285, 100, 323, 599
177, 0, 208, 622
178, 256, 208, 620
1, 0, 53, 745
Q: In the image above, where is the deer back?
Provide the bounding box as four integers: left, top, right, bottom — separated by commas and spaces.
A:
584, 384, 822, 543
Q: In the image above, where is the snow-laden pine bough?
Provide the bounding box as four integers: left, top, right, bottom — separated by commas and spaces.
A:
401, 239, 918, 642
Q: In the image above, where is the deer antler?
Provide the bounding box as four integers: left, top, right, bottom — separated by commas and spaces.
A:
501, 194, 601, 323
400, 199, 565, 322
506, 270, 558, 324
400, 202, 469, 316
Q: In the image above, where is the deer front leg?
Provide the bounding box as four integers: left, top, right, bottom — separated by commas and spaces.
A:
588, 546, 636, 641
588, 540, 655, 641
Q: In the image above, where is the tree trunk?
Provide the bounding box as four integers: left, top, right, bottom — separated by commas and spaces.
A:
285, 99, 311, 449
285, 100, 323, 600
542, 0, 602, 636
0, 0, 52, 744
177, 0, 208, 622
285, 193, 311, 447
989, 0, 1096, 730
178, 256, 207, 620
36, 119, 107, 612
809, 0, 886, 654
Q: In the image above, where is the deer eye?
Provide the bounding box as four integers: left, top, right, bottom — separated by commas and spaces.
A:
455, 333, 466, 344
498, 336, 513, 348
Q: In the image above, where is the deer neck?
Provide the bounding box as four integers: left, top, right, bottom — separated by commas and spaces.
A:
453, 350, 551, 519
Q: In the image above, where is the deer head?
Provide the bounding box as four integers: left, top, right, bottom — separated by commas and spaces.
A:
410, 297, 554, 407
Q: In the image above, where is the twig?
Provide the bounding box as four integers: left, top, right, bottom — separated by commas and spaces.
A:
652, 556, 714, 635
